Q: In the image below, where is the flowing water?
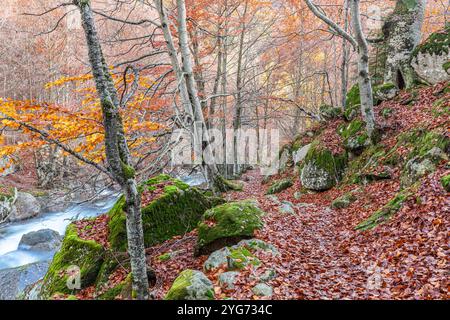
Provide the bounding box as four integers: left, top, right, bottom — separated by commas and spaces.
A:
0, 172, 206, 271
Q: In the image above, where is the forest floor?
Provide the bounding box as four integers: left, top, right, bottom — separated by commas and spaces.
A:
147, 166, 448, 300
147, 82, 449, 300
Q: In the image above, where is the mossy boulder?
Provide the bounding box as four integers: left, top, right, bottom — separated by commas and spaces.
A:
300, 142, 347, 191
411, 26, 450, 84
108, 174, 214, 251
266, 178, 293, 195
400, 132, 450, 187
196, 201, 265, 256
203, 239, 277, 272
319, 104, 342, 120
373, 82, 398, 102
331, 192, 357, 209
165, 270, 214, 300
343, 103, 359, 121
40, 223, 104, 299
338, 120, 370, 153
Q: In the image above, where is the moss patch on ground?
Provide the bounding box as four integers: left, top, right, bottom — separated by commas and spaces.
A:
266, 178, 293, 195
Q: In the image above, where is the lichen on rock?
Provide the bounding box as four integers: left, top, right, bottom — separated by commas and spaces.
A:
165, 270, 214, 300
300, 141, 347, 191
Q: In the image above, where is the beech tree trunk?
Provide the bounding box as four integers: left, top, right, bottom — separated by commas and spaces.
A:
383, 0, 426, 89
349, 0, 376, 140
305, 0, 377, 140
75, 0, 149, 300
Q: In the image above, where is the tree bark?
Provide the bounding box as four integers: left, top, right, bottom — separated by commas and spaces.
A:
350, 0, 376, 140
75, 0, 149, 300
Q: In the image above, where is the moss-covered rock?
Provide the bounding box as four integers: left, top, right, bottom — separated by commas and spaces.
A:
218, 177, 244, 191
411, 26, 450, 84
196, 201, 264, 256
338, 120, 370, 153
373, 82, 398, 102
40, 223, 104, 299
109, 174, 214, 251
266, 178, 293, 195
331, 192, 357, 209
300, 141, 347, 191
441, 174, 450, 192
400, 132, 450, 187
165, 270, 214, 300
227, 246, 261, 270
343, 103, 359, 121
319, 104, 342, 120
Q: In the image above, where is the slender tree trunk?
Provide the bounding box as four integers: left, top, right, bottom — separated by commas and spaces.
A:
341, 0, 350, 109
350, 0, 376, 139
75, 0, 149, 300
233, 0, 249, 177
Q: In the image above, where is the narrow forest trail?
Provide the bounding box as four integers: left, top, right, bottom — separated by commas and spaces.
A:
222, 168, 448, 300
226, 170, 371, 299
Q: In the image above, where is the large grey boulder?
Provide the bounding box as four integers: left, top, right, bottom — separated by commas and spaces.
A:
18, 229, 62, 251
411, 27, 450, 84
8, 192, 41, 222
0, 261, 50, 300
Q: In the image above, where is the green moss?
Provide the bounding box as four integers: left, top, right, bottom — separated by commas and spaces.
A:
227, 246, 261, 270
109, 175, 213, 251
331, 192, 358, 209
412, 26, 450, 57
301, 141, 348, 190
381, 108, 394, 119
343, 103, 359, 121
164, 270, 214, 300
342, 144, 389, 185
355, 187, 416, 231
196, 201, 264, 254
319, 104, 342, 120
406, 131, 449, 161
441, 174, 450, 192
40, 223, 104, 299
97, 273, 132, 300
121, 162, 136, 180
158, 253, 172, 262
432, 97, 450, 117
215, 176, 244, 192
443, 61, 450, 73
164, 270, 193, 300
266, 178, 293, 195
345, 84, 361, 109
